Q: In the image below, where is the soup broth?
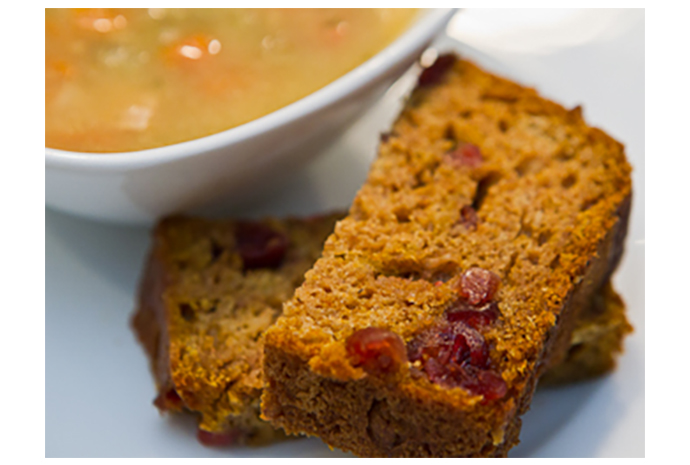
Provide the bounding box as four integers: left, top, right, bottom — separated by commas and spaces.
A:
45, 8, 418, 153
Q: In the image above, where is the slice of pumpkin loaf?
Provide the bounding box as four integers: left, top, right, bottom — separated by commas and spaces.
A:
132, 213, 342, 446
261, 55, 632, 457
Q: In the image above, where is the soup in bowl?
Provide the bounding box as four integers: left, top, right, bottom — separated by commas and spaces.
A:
46, 8, 419, 153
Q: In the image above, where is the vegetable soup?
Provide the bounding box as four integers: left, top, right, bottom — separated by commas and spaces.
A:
45, 8, 418, 153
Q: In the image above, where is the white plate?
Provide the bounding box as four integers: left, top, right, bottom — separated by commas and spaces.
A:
45, 9, 644, 457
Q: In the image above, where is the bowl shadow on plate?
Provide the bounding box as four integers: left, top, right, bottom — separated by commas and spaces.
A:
511, 375, 625, 457
46, 207, 150, 295
192, 147, 362, 221
191, 112, 380, 221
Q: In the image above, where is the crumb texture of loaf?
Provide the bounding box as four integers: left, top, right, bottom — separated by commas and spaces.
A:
262, 56, 632, 457
132, 213, 342, 443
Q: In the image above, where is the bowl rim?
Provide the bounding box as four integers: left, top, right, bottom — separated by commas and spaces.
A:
45, 8, 455, 171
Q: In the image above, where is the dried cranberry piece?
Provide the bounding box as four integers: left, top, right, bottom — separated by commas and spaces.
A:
443, 363, 470, 389
444, 143, 483, 168
235, 222, 289, 270
418, 53, 456, 87
447, 301, 499, 328
450, 330, 469, 363
408, 323, 451, 363
407, 317, 506, 400
475, 370, 508, 401
406, 264, 506, 401
409, 322, 488, 370
457, 268, 501, 306
431, 328, 456, 365
422, 357, 449, 385
346, 327, 408, 376
459, 205, 479, 230
449, 365, 507, 402
197, 428, 242, 447
453, 323, 489, 368
153, 387, 183, 412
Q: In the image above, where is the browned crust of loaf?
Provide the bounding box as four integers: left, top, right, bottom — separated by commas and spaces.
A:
131, 213, 341, 444
261, 56, 633, 457
132, 246, 175, 405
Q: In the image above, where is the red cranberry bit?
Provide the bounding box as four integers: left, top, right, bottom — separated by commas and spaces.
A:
454, 323, 490, 367
235, 222, 289, 270
411, 322, 487, 368
153, 387, 183, 412
197, 428, 242, 447
446, 365, 507, 403
346, 327, 408, 376
459, 205, 479, 230
423, 325, 456, 365
475, 370, 508, 402
447, 301, 499, 328
407, 319, 506, 400
444, 143, 483, 169
405, 266, 506, 399
418, 53, 456, 87
458, 267, 501, 306
422, 356, 448, 384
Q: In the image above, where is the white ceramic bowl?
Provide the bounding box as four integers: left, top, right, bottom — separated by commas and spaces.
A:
45, 9, 455, 224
